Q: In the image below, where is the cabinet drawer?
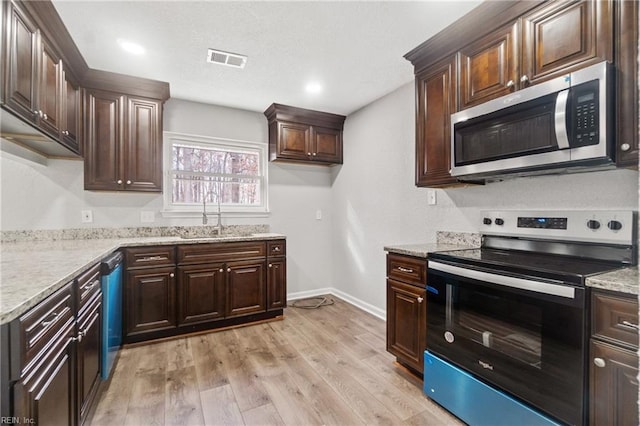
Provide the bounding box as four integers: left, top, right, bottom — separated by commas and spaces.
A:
76, 263, 101, 312
387, 254, 426, 286
267, 240, 286, 257
12, 282, 74, 375
592, 290, 639, 349
125, 246, 175, 269
177, 241, 266, 265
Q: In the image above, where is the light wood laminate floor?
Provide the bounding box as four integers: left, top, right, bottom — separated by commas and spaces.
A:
90, 296, 462, 425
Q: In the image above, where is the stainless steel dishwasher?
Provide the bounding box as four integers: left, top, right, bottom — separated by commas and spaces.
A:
100, 251, 123, 380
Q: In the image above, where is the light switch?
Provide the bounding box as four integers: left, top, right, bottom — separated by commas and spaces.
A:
316, 209, 322, 220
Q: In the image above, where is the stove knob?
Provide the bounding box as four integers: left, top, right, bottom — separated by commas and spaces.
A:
608, 220, 623, 231
495, 218, 504, 226
483, 218, 492, 225
587, 220, 601, 230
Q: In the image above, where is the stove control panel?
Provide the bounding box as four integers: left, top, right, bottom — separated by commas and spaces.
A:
480, 210, 635, 245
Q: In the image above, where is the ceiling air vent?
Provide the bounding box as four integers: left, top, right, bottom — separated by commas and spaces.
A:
206, 48, 247, 69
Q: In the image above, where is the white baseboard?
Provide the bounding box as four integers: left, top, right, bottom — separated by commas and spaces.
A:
287, 288, 386, 321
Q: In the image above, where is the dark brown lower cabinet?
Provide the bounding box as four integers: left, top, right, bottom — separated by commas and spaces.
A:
267, 259, 287, 311
13, 319, 75, 425
226, 260, 266, 318
125, 266, 177, 337
386, 279, 426, 373
76, 294, 102, 425
177, 263, 226, 326
590, 340, 639, 425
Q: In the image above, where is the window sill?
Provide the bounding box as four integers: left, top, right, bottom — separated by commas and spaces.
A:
160, 210, 271, 219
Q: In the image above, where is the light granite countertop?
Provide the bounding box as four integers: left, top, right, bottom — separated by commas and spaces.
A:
0, 233, 285, 325
384, 243, 475, 258
585, 267, 639, 295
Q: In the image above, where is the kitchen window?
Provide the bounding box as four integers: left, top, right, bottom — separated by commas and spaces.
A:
162, 131, 268, 216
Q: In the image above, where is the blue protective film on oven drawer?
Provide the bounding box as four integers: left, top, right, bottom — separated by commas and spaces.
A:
423, 351, 561, 426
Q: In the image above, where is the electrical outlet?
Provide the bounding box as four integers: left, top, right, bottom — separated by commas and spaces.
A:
427, 190, 437, 205
140, 211, 155, 223
81, 210, 93, 223
316, 209, 322, 220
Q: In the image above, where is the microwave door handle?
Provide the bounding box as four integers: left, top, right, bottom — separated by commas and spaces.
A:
555, 89, 570, 149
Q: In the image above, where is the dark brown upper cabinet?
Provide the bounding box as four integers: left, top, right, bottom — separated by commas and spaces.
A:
415, 56, 458, 187
83, 71, 168, 193
1, 0, 84, 157
405, 0, 636, 188
264, 103, 345, 165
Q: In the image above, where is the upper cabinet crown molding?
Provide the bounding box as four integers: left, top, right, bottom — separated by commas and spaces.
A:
82, 69, 170, 102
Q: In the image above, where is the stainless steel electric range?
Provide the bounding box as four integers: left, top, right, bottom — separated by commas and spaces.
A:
424, 210, 637, 426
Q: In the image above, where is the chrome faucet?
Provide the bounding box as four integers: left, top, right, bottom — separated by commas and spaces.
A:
202, 185, 223, 235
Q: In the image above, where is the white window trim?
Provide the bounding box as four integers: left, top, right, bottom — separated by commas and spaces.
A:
161, 131, 269, 218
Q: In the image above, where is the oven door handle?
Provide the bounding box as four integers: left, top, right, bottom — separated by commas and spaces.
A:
428, 261, 576, 299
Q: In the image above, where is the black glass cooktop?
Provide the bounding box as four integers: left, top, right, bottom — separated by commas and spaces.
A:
429, 248, 624, 285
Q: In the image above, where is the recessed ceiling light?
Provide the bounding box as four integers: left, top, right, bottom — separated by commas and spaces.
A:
117, 39, 145, 55
305, 82, 323, 94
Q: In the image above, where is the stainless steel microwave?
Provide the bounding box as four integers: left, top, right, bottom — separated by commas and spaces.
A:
450, 61, 613, 182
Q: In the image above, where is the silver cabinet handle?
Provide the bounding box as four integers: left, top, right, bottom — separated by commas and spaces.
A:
593, 358, 606, 368
506, 80, 515, 88
117, 179, 123, 185
269, 263, 273, 268
307, 152, 311, 156
43, 113, 48, 120
273, 247, 281, 252
520, 75, 529, 84
41, 312, 59, 327
139, 255, 167, 262
397, 266, 414, 273
62, 130, 69, 136
312, 153, 317, 156
126, 180, 132, 185
82, 279, 99, 291
33, 110, 39, 117
417, 297, 423, 303
169, 273, 175, 278
227, 267, 231, 272
622, 320, 640, 330
72, 333, 83, 343
621, 143, 630, 152
219, 268, 224, 273
38, 110, 43, 118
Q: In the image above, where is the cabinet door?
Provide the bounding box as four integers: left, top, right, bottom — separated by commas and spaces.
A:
84, 89, 124, 191
125, 267, 176, 337
61, 69, 81, 154
589, 340, 639, 426
521, 0, 613, 86
415, 56, 458, 187
177, 263, 226, 326
37, 38, 62, 138
311, 126, 342, 164
76, 295, 102, 425
3, 1, 39, 122
614, 0, 638, 167
124, 96, 163, 192
225, 260, 266, 318
276, 121, 311, 161
13, 321, 75, 426
386, 279, 426, 373
267, 259, 286, 311
458, 21, 519, 109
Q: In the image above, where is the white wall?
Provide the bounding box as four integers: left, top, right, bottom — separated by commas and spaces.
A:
0, 98, 334, 296
1, 89, 638, 313
331, 82, 639, 315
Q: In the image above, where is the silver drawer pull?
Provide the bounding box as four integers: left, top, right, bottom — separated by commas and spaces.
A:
273, 247, 281, 252
41, 312, 59, 328
82, 280, 99, 291
138, 255, 167, 262
397, 266, 414, 273
593, 358, 606, 368
417, 297, 423, 303
621, 321, 640, 330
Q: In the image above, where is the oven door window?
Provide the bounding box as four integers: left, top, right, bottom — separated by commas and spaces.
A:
427, 267, 586, 425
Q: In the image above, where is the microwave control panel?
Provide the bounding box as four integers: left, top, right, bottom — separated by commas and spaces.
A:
570, 80, 599, 147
